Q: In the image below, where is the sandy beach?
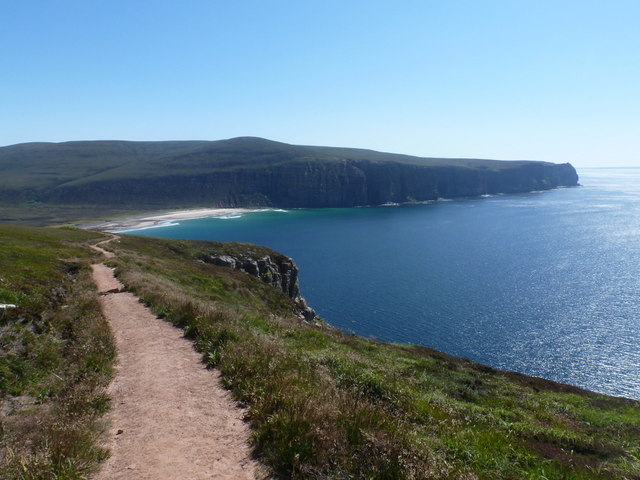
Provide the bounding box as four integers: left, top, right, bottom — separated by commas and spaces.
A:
82, 208, 255, 232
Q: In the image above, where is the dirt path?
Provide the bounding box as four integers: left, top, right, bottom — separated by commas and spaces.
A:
89, 235, 118, 259
91, 258, 259, 479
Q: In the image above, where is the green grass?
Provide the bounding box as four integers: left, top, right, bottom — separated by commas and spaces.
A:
0, 138, 542, 193
1, 226, 635, 478
106, 234, 640, 480
0, 138, 577, 226
0, 225, 115, 479
0, 201, 167, 227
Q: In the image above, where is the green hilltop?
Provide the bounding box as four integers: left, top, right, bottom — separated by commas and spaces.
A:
0, 137, 568, 189
2, 139, 616, 479
0, 137, 578, 225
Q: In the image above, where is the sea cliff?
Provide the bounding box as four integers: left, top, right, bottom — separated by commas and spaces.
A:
0, 137, 579, 213
202, 251, 317, 322
44, 157, 578, 208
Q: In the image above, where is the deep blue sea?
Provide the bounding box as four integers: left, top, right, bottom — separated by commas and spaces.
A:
124, 168, 640, 399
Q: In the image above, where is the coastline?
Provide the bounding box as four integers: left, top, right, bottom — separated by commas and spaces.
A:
81, 187, 565, 233
81, 207, 256, 232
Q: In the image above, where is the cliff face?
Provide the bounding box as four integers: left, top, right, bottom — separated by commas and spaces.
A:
202, 252, 317, 322
0, 137, 579, 209
44, 159, 579, 208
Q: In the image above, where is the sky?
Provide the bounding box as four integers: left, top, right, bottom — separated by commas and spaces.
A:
1, 0, 639, 167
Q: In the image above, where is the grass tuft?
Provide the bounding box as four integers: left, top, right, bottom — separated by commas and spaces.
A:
106, 234, 640, 479
0, 225, 115, 479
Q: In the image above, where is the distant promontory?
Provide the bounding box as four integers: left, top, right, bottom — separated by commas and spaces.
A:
0, 137, 579, 211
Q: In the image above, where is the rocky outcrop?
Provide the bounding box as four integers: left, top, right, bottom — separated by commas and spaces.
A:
204, 252, 316, 322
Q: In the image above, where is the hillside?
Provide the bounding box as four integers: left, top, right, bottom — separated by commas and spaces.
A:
0, 225, 114, 478
1, 226, 638, 479
0, 137, 578, 224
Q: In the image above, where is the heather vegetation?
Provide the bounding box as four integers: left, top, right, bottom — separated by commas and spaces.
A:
105, 234, 640, 479
0, 138, 578, 225
1, 225, 637, 479
0, 225, 114, 479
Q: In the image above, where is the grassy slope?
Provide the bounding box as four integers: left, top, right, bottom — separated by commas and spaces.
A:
1, 226, 636, 479
105, 234, 640, 480
0, 137, 561, 225
0, 203, 162, 227
57, 139, 541, 187
0, 225, 115, 479
0, 140, 211, 190
0, 138, 542, 191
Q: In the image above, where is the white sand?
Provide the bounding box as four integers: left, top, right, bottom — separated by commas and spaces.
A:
83, 208, 254, 232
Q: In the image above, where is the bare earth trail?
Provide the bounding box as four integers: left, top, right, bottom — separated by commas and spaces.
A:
91, 241, 259, 479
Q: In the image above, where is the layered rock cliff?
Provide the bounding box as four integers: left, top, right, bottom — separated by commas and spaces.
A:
43, 158, 578, 208
202, 251, 317, 322
0, 137, 579, 210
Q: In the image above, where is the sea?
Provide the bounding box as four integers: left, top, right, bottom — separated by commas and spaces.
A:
123, 168, 640, 400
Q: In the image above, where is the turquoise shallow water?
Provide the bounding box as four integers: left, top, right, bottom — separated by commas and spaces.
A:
125, 168, 640, 399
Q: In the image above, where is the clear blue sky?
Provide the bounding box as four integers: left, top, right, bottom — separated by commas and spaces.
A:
2, 0, 638, 167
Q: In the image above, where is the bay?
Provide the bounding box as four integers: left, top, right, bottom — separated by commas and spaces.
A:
124, 168, 640, 399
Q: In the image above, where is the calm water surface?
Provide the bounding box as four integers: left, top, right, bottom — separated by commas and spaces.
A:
125, 168, 640, 399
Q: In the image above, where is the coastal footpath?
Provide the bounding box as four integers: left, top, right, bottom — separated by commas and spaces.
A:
1, 225, 638, 479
